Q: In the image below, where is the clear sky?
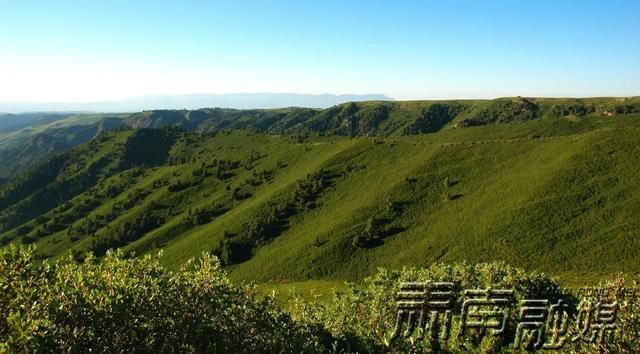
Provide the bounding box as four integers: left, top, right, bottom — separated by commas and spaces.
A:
1, 0, 638, 102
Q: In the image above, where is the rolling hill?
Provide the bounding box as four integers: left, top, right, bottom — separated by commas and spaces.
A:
0, 97, 639, 286
2, 96, 638, 180
0, 113, 126, 178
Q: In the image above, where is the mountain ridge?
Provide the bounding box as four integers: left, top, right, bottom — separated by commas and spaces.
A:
1, 103, 639, 284
0, 96, 638, 180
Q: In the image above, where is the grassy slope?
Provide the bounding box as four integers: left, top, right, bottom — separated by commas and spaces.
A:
0, 113, 123, 150
229, 116, 640, 284
0, 110, 638, 288
0, 113, 126, 178
1, 96, 638, 178
153, 137, 356, 267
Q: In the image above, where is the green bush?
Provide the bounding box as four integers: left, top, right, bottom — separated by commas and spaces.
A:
579, 275, 640, 353
290, 262, 640, 353
2, 246, 637, 353
0, 246, 331, 353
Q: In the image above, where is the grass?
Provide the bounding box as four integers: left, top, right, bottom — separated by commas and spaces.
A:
1, 107, 639, 293
255, 280, 348, 308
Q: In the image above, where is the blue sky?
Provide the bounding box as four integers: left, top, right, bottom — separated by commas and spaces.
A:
0, 0, 638, 101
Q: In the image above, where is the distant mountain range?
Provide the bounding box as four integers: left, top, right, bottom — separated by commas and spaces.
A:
0, 93, 393, 113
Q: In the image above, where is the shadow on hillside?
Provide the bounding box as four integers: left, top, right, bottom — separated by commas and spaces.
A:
449, 193, 463, 200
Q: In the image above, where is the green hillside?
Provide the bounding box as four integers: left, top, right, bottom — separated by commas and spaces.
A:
0, 97, 638, 179
124, 96, 640, 136
1, 99, 639, 286
0, 113, 126, 178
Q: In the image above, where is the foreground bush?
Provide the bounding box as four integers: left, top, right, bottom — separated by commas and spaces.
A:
290, 263, 640, 353
0, 246, 331, 353
2, 246, 638, 353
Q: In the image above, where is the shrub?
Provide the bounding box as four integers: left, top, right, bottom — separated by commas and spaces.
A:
290, 264, 640, 353
571, 275, 640, 353
0, 245, 332, 353
2, 246, 637, 353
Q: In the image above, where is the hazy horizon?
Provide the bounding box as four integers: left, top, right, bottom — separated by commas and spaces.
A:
0, 93, 394, 113
5, 92, 640, 114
